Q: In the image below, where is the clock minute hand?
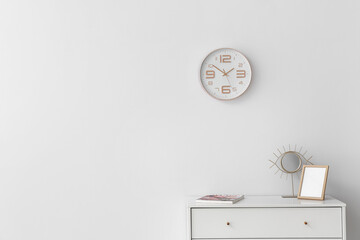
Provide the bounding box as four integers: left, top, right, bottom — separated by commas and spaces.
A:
212, 65, 226, 75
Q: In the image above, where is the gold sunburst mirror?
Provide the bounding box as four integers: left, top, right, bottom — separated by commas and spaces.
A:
269, 145, 313, 198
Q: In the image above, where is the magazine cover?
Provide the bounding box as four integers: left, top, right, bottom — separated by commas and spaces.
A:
196, 194, 244, 204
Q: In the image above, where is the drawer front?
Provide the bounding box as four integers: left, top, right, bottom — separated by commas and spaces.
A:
191, 208, 342, 238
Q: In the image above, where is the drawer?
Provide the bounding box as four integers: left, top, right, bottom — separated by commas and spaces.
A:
191, 208, 342, 238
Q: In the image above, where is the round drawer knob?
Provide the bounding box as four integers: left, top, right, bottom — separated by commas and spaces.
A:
226, 222, 230, 226
304, 221, 308, 225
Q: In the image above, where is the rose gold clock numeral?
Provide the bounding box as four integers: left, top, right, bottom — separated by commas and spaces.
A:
208, 81, 213, 85
206, 70, 215, 79
220, 55, 231, 63
221, 85, 231, 94
236, 70, 246, 78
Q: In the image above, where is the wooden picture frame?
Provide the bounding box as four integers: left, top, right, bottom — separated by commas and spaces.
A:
297, 165, 329, 200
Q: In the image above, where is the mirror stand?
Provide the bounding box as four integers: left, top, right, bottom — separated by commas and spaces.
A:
281, 174, 296, 198
269, 145, 313, 198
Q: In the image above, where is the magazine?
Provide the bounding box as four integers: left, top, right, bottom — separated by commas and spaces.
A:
196, 194, 244, 204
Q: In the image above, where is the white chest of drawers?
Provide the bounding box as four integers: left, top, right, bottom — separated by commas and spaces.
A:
188, 195, 346, 240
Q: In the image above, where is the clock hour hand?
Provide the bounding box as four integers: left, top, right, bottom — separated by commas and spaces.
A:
224, 68, 234, 76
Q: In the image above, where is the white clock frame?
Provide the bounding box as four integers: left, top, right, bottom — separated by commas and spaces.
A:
200, 48, 252, 101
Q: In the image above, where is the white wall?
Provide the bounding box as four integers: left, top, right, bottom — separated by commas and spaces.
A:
0, 0, 359, 239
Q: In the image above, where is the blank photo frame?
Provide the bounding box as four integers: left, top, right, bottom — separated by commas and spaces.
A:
298, 165, 329, 200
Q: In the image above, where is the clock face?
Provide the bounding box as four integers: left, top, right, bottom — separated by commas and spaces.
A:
200, 48, 252, 100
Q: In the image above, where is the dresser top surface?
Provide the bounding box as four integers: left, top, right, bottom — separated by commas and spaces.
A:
188, 195, 345, 208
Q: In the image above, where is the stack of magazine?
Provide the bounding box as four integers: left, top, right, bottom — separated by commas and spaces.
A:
196, 194, 244, 204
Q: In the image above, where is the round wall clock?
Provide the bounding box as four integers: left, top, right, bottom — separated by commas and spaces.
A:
200, 48, 252, 100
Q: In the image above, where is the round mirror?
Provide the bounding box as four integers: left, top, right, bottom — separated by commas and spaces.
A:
280, 152, 302, 173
